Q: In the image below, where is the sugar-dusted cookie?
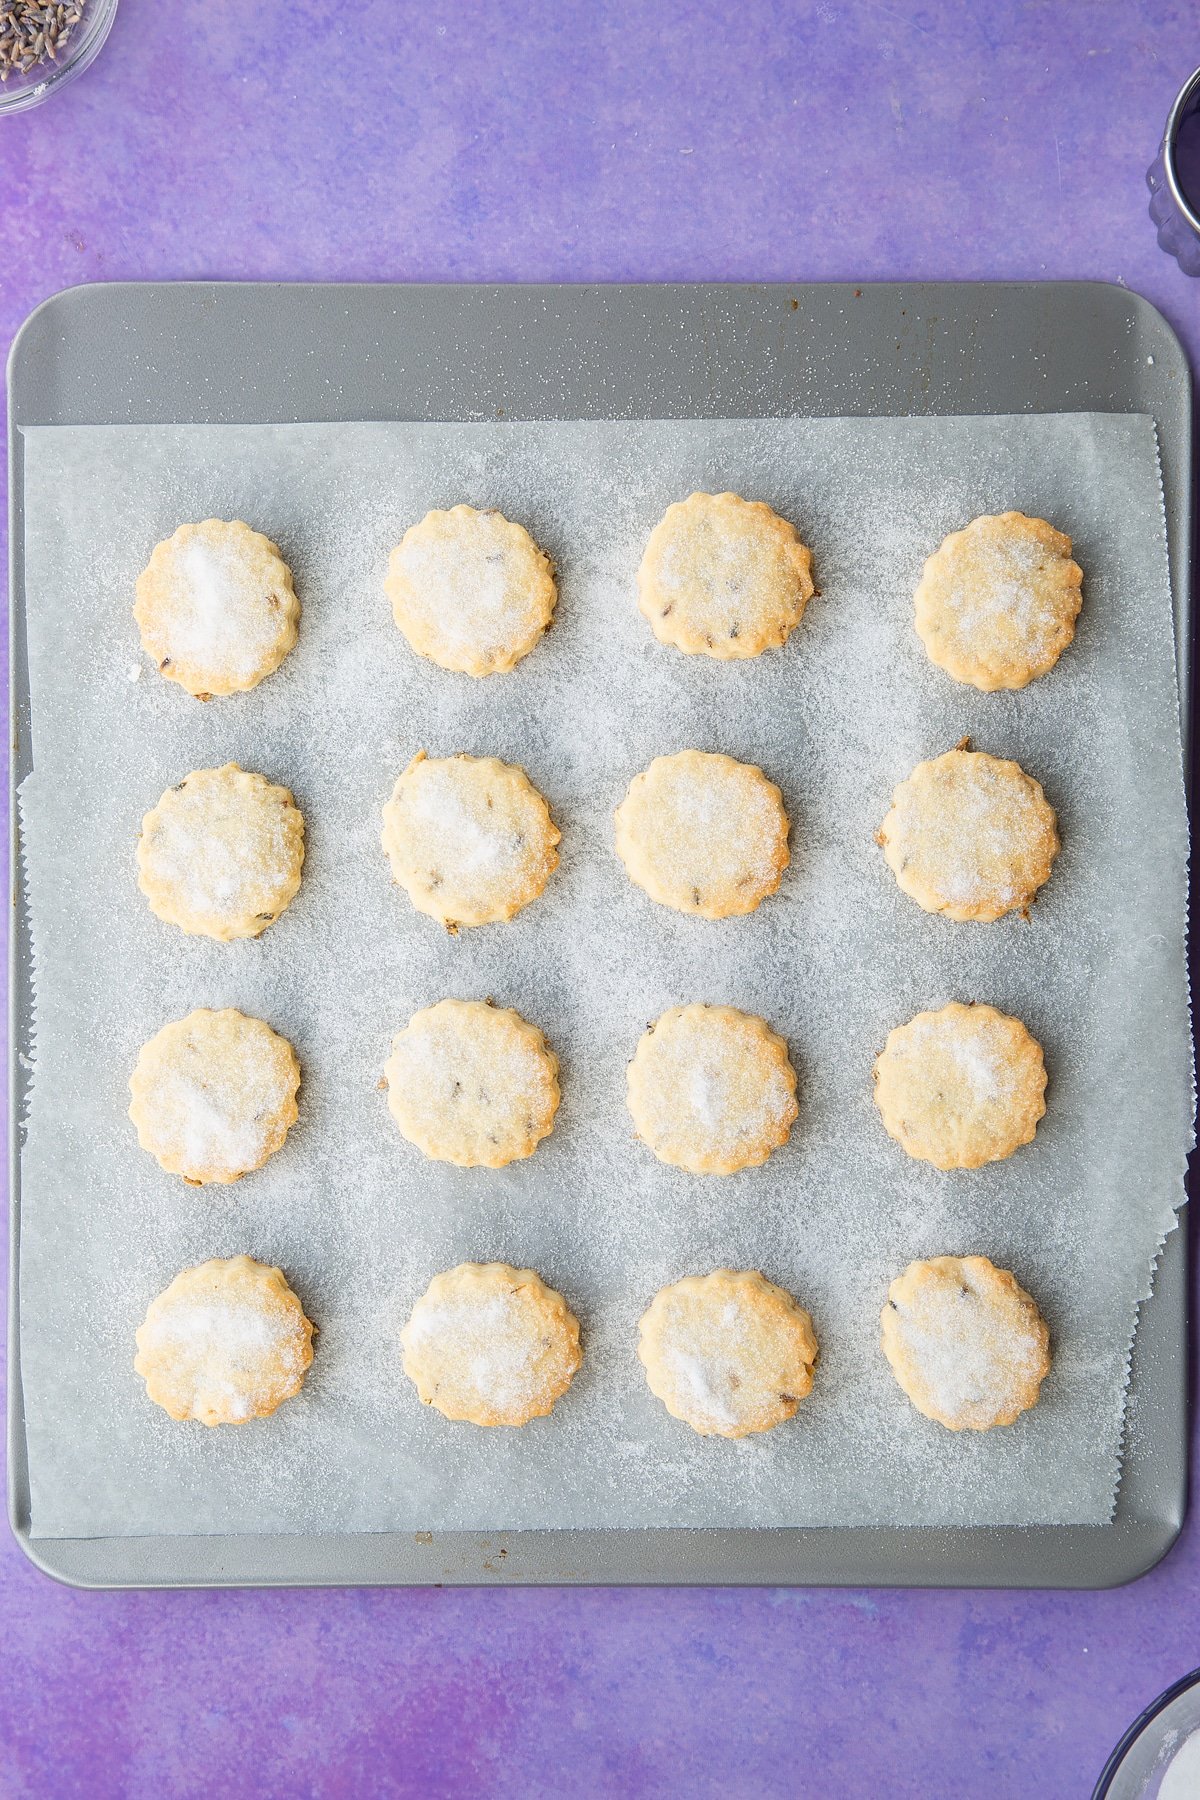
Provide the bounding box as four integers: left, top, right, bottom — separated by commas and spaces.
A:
401, 1261, 582, 1426
873, 1002, 1047, 1171
876, 745, 1058, 922
134, 1255, 314, 1426
637, 491, 815, 659
627, 1003, 798, 1175
384, 998, 559, 1168
638, 1269, 818, 1438
915, 512, 1083, 692
614, 750, 789, 919
381, 751, 560, 930
129, 1008, 301, 1185
880, 1254, 1051, 1431
137, 763, 305, 941
134, 519, 299, 699
386, 505, 556, 676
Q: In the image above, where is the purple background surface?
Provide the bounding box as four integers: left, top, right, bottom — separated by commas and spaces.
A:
2, 4, 1198, 1796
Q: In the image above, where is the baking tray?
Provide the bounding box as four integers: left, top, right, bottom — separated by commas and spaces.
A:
6, 281, 1192, 1589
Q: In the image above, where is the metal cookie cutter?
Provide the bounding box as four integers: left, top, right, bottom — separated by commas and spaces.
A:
1147, 64, 1200, 276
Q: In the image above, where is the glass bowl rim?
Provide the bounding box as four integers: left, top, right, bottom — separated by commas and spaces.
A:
1093, 1665, 1200, 1798
1163, 62, 1200, 238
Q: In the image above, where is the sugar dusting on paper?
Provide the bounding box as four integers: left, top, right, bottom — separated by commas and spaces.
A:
16, 414, 1192, 1539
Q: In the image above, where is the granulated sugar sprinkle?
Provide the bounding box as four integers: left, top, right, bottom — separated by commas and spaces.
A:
14, 412, 1190, 1540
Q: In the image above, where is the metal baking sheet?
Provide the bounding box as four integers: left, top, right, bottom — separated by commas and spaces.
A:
6, 281, 1192, 1588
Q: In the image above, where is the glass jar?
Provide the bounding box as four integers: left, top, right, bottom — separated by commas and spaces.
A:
0, 0, 119, 116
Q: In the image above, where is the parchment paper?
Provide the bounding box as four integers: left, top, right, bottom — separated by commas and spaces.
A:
17, 414, 1192, 1539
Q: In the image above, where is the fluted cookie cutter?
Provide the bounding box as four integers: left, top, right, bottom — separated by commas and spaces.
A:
1147, 63, 1200, 276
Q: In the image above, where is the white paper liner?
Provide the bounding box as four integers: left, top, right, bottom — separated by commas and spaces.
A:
16, 414, 1192, 1538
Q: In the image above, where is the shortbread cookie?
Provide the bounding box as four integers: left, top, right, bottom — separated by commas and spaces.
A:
401, 1261, 582, 1426
614, 750, 789, 919
881, 1255, 1051, 1431
873, 1002, 1047, 1171
138, 763, 305, 940
134, 519, 299, 699
384, 999, 559, 1167
381, 751, 560, 929
134, 1255, 314, 1426
627, 1004, 798, 1174
637, 492, 815, 658
638, 1269, 818, 1438
129, 1009, 301, 1185
386, 505, 556, 676
915, 512, 1083, 692
876, 746, 1058, 922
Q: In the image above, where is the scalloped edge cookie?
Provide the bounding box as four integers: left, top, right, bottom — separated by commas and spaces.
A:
614, 750, 790, 919
880, 1254, 1051, 1431
626, 1003, 798, 1174
137, 763, 305, 941
401, 1261, 582, 1426
637, 491, 815, 658
386, 505, 556, 676
872, 1001, 1047, 1170
381, 750, 560, 929
134, 519, 299, 699
876, 745, 1059, 922
134, 1255, 314, 1426
638, 1268, 818, 1438
384, 998, 560, 1167
915, 511, 1082, 692
129, 1008, 301, 1185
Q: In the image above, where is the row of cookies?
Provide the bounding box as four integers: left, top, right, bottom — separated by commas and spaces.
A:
133, 1252, 1052, 1437
134, 740, 1060, 944
130, 997, 1047, 1185
134, 501, 1082, 696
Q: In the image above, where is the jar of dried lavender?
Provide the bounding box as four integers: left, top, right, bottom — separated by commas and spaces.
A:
0, 0, 118, 114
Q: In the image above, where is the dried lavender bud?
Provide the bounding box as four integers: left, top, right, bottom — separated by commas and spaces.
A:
0, 1, 86, 83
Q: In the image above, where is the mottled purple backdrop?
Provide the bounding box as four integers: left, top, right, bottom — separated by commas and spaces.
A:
2, 4, 1198, 1796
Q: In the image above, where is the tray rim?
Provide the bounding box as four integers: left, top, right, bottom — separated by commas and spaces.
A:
6, 277, 1192, 1589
